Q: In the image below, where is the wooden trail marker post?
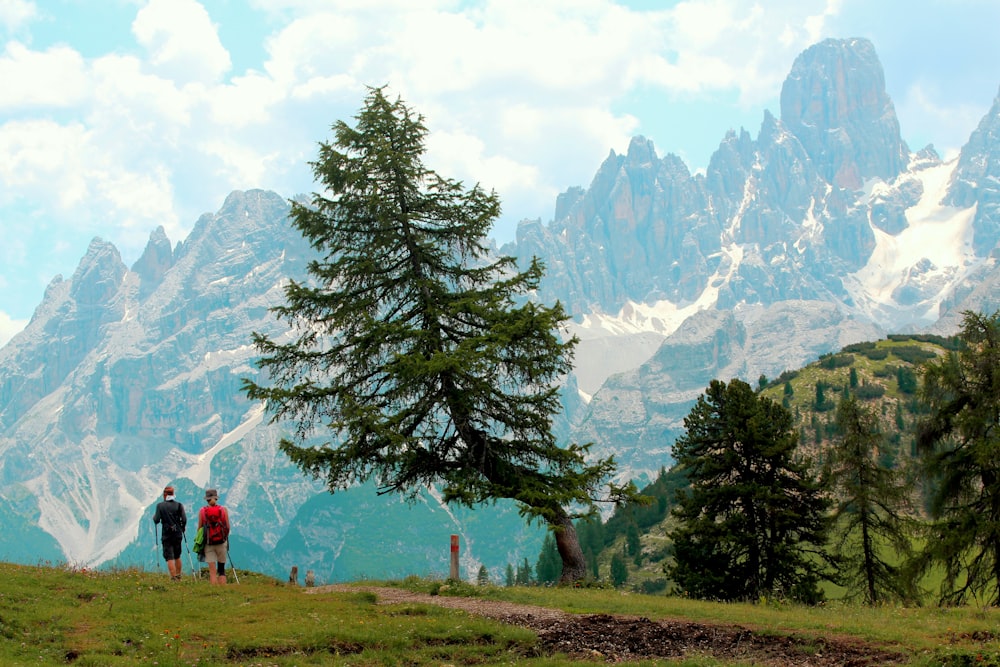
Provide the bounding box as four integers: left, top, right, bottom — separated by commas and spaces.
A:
449, 534, 459, 580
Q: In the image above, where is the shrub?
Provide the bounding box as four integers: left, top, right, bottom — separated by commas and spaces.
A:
774, 370, 800, 384
638, 578, 668, 594
890, 345, 937, 364
874, 364, 897, 378
819, 353, 855, 369
855, 383, 886, 399
896, 366, 918, 394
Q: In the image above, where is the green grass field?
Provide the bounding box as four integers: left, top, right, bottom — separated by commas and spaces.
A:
5, 562, 1000, 665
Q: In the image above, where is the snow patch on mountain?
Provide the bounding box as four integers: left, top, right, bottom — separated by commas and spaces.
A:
183, 404, 265, 487
846, 158, 982, 327
568, 254, 734, 396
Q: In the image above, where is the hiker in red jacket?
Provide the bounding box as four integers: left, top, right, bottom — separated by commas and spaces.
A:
198, 488, 231, 585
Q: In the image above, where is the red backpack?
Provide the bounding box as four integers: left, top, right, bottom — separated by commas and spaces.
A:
201, 505, 229, 545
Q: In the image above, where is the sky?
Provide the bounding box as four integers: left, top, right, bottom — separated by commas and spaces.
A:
0, 0, 998, 346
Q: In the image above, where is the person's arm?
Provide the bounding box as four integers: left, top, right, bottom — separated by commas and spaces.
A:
179, 504, 187, 531
197, 507, 205, 530
153, 504, 161, 525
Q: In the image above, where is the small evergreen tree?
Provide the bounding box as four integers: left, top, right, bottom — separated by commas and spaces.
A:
575, 516, 605, 555
610, 551, 628, 587
535, 533, 562, 584
476, 565, 490, 586
815, 382, 826, 408
516, 558, 533, 586
576, 516, 605, 579
587, 548, 599, 579
504, 563, 515, 587
897, 365, 918, 394
626, 522, 641, 559
668, 378, 832, 603
828, 395, 915, 605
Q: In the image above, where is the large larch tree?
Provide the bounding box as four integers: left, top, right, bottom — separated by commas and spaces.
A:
242, 88, 622, 583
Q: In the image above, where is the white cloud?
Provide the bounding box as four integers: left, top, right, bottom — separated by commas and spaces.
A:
0, 116, 182, 256
897, 82, 991, 160
209, 71, 285, 126
262, 12, 362, 88
0, 41, 88, 109
132, 0, 231, 84
0, 309, 27, 347
1, 0, 991, 326
427, 128, 543, 196
201, 138, 279, 189
0, 0, 35, 32
93, 165, 179, 235
0, 119, 92, 208
592, 1, 838, 105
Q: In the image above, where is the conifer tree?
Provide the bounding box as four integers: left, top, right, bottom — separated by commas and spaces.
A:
610, 551, 628, 587
626, 522, 641, 561
516, 558, 533, 585
534, 533, 562, 584
242, 88, 624, 583
913, 310, 1000, 605
667, 378, 832, 603
828, 395, 915, 605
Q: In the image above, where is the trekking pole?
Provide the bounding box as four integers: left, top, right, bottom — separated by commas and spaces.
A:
181, 528, 197, 580
153, 523, 161, 573
227, 544, 241, 585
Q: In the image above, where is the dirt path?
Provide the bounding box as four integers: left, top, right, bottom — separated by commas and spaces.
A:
310, 585, 907, 665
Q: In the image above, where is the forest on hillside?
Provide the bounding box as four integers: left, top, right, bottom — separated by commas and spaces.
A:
523, 312, 1000, 607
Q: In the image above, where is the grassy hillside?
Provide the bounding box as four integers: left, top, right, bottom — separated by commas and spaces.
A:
584, 334, 959, 595
3, 562, 1000, 666
759, 334, 957, 460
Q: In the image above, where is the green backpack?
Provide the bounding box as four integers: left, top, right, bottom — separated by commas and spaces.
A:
193, 525, 206, 555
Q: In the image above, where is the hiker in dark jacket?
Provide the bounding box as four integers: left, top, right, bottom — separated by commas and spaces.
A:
153, 485, 187, 580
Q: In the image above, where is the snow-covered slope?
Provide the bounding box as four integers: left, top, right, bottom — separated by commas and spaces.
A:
846, 159, 982, 328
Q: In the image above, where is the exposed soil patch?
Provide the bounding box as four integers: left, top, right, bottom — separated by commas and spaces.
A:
312, 585, 907, 665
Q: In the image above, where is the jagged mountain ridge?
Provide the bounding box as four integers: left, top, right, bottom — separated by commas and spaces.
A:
0, 190, 540, 581
512, 38, 995, 338
1, 37, 998, 577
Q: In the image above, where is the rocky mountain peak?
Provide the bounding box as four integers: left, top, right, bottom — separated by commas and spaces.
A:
945, 87, 1000, 254
625, 135, 657, 168
132, 226, 174, 298
68, 238, 128, 306
779, 37, 908, 188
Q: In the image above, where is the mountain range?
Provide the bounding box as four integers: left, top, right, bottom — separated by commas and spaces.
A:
0, 37, 997, 583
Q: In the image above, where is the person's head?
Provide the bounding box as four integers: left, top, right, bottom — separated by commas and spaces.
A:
205, 489, 219, 505
163, 485, 175, 500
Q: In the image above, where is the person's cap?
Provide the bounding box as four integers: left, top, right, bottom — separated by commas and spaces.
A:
163, 486, 174, 497
205, 489, 218, 500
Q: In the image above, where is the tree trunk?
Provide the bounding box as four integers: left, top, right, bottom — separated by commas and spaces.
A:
553, 509, 587, 584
